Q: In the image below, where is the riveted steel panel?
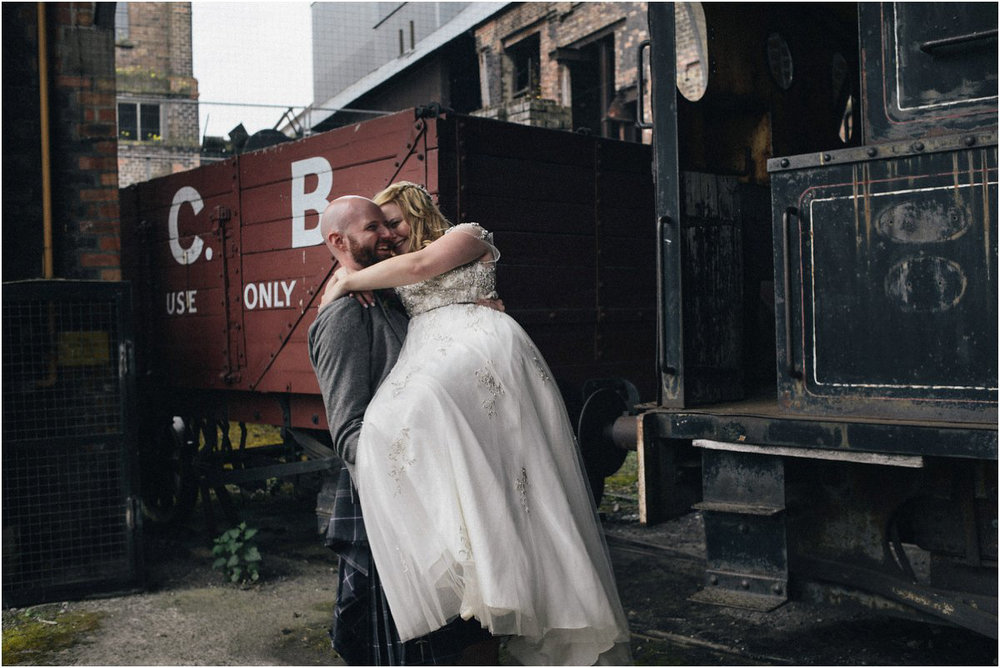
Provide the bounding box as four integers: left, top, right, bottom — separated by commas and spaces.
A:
770, 134, 998, 423
860, 3, 998, 143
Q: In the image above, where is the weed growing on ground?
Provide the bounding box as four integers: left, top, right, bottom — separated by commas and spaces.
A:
211, 522, 262, 584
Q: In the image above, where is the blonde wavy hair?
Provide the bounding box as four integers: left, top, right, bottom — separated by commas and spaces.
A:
373, 181, 451, 251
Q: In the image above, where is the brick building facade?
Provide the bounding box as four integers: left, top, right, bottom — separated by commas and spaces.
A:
115, 2, 200, 187
472, 2, 649, 142
2, 3, 122, 281
302, 2, 651, 143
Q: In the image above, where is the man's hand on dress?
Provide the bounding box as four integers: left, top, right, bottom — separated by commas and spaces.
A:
477, 297, 505, 312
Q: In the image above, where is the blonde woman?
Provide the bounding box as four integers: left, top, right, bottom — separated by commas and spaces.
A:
374, 180, 448, 254
323, 182, 631, 666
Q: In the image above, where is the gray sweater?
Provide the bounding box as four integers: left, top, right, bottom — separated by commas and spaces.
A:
308, 293, 408, 469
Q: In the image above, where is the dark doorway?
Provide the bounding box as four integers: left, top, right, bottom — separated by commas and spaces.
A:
569, 35, 615, 137
508, 33, 541, 99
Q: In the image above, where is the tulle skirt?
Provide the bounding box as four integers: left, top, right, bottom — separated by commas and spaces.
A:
355, 304, 631, 665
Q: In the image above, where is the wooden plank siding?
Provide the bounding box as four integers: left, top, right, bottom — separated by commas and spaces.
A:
121, 109, 656, 429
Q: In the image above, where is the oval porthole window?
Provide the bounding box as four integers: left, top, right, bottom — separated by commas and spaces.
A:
767, 32, 794, 90
675, 2, 708, 101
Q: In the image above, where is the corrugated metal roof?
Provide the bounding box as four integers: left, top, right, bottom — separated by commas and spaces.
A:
305, 2, 509, 129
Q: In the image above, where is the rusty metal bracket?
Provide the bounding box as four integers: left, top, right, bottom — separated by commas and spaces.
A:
247, 282, 329, 391
693, 448, 790, 613
383, 117, 429, 188
209, 204, 231, 231
204, 457, 339, 485
212, 202, 243, 385
247, 269, 332, 391
691, 569, 788, 611
252, 118, 432, 391
796, 555, 998, 638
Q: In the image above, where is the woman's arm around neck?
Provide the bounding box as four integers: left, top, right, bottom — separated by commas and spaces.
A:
337, 227, 491, 295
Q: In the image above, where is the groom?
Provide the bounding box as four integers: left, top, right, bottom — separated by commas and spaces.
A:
308, 196, 492, 665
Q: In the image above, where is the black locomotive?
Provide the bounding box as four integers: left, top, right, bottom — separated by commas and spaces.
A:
586, 2, 997, 637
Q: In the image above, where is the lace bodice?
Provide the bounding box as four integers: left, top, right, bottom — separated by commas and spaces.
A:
396, 223, 500, 317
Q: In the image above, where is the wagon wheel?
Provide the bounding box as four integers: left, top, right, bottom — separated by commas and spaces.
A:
140, 416, 199, 524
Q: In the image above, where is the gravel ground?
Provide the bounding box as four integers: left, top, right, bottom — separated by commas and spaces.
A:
3, 481, 997, 666
5, 489, 341, 666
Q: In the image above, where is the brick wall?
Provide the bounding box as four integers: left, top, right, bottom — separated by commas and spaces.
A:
116, 2, 179, 74
169, 3, 193, 75
117, 146, 200, 186
116, 2, 199, 187
474, 3, 557, 106
51, 3, 122, 280
471, 98, 572, 129
474, 2, 649, 135
2, 2, 123, 281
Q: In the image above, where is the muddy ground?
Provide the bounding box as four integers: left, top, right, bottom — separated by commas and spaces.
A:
3, 476, 997, 666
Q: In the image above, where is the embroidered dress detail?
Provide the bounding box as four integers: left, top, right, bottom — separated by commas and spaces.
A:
395, 545, 410, 574
390, 366, 421, 397
475, 364, 505, 418
355, 223, 631, 666
515, 467, 530, 514
387, 428, 414, 495
464, 304, 485, 333
531, 349, 551, 382
432, 333, 453, 356
396, 223, 499, 317
458, 525, 473, 561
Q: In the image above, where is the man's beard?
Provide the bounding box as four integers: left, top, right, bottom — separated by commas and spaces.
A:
347, 237, 389, 267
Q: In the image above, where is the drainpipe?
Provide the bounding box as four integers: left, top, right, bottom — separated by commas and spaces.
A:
37, 2, 58, 389
38, 2, 54, 278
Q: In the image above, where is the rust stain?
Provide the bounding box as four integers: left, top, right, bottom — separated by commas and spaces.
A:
874, 199, 970, 243
953, 151, 962, 195
884, 256, 967, 313
852, 164, 862, 251
981, 149, 994, 282
862, 162, 873, 271
891, 586, 956, 616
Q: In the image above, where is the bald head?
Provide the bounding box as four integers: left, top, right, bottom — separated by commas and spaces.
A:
320, 196, 394, 270
320, 196, 380, 238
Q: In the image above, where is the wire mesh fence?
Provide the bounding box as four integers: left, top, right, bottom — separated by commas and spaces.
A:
3, 296, 123, 441
2, 280, 141, 606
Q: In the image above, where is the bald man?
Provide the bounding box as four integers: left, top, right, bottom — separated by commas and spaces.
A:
311, 197, 407, 470
308, 197, 490, 665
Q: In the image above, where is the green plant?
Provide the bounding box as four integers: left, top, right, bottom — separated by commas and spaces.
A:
211, 522, 262, 584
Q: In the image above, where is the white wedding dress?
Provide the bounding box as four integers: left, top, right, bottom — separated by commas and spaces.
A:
355, 223, 631, 665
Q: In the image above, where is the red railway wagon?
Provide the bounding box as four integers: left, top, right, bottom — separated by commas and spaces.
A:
121, 108, 656, 519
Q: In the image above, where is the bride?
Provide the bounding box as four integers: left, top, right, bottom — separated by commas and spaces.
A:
323, 182, 631, 666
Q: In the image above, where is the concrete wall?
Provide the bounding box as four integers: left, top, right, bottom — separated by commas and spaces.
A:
311, 2, 469, 107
